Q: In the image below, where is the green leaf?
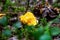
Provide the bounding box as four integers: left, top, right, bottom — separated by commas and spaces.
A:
51, 27, 60, 36
39, 25, 52, 40
39, 34, 52, 40
13, 21, 22, 28
19, 6, 26, 12
0, 16, 8, 26
24, 25, 35, 31
40, 18, 47, 26
33, 25, 44, 40
45, 21, 53, 30
2, 29, 11, 37
53, 18, 60, 23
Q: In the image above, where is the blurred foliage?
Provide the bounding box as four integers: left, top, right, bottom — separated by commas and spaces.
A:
52, 0, 60, 8
0, 0, 60, 40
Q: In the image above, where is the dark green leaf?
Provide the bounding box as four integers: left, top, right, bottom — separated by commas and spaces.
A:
13, 21, 22, 28
2, 29, 11, 37
51, 27, 60, 36
0, 16, 8, 26
53, 18, 60, 23
45, 21, 53, 30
